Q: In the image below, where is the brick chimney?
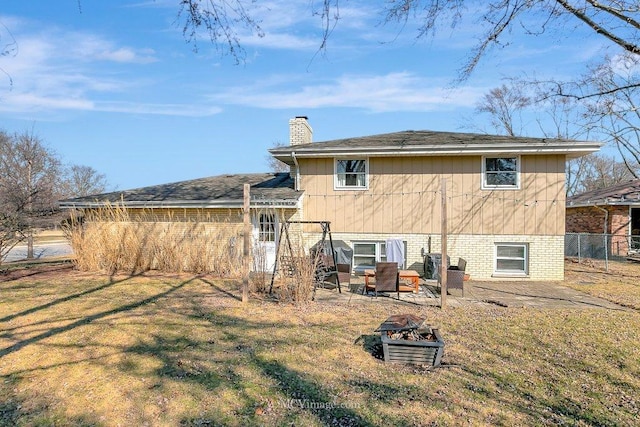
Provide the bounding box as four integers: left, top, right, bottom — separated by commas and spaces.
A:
289, 116, 312, 146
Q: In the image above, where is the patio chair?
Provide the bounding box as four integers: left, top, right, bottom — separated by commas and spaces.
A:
373, 262, 400, 299
447, 257, 467, 297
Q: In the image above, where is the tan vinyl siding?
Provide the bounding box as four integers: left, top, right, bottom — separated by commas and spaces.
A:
126, 208, 243, 223
299, 155, 566, 236
85, 207, 301, 238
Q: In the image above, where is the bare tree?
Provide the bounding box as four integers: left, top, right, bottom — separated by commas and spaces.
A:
265, 141, 290, 173
381, 1, 640, 84
0, 131, 24, 263
173, 2, 640, 81
575, 153, 639, 194
62, 164, 109, 198
475, 83, 531, 136
0, 19, 18, 88
176, 0, 265, 63
577, 54, 640, 175
472, 82, 639, 195
0, 130, 63, 259
0, 211, 24, 264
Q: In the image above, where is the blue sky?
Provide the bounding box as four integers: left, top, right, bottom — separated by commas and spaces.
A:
0, 1, 606, 191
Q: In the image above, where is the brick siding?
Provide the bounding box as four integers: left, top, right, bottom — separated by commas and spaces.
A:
566, 205, 630, 254
300, 232, 564, 281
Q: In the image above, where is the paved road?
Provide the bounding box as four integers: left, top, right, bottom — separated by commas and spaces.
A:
3, 242, 73, 263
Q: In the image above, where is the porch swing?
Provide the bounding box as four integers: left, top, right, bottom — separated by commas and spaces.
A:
268, 220, 343, 300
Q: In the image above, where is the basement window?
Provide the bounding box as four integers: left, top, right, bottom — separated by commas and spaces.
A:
494, 243, 528, 276
352, 240, 407, 273
335, 159, 368, 189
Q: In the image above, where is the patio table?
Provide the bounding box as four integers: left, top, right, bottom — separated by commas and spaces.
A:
364, 269, 420, 293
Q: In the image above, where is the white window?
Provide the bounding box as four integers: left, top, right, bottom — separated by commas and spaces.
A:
483, 156, 519, 189
353, 242, 385, 272
335, 159, 368, 189
258, 213, 277, 242
352, 241, 406, 273
495, 243, 528, 275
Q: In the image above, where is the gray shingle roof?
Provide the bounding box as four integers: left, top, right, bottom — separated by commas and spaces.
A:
285, 130, 572, 148
59, 172, 301, 209
270, 130, 601, 165
568, 180, 640, 206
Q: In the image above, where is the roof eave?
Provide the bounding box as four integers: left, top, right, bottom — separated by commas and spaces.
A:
567, 200, 640, 208
59, 198, 301, 210
271, 143, 602, 164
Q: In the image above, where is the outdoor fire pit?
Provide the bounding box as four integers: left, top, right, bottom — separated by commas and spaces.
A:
376, 314, 445, 366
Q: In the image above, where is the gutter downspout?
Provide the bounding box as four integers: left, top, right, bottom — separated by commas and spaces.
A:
292, 151, 300, 191
594, 204, 609, 272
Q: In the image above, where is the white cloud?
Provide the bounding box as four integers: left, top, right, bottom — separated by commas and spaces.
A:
241, 32, 318, 50
0, 92, 94, 112
192, 0, 386, 52
66, 34, 158, 64
96, 101, 222, 116
0, 16, 217, 117
212, 72, 486, 112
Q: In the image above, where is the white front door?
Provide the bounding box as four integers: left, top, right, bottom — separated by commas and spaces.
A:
252, 211, 279, 272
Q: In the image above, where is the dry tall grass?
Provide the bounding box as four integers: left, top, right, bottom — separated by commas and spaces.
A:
64, 204, 243, 277
270, 233, 318, 303
65, 205, 320, 303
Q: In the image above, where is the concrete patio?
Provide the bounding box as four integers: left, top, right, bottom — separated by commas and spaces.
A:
313, 276, 626, 310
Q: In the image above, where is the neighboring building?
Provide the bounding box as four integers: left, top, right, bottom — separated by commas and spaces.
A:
60, 117, 601, 280
566, 180, 640, 256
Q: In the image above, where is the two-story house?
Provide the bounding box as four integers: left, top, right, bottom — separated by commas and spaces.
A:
269, 117, 601, 280
60, 116, 601, 280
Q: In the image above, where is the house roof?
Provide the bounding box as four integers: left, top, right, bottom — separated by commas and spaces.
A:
270, 130, 602, 165
567, 179, 640, 207
59, 173, 302, 209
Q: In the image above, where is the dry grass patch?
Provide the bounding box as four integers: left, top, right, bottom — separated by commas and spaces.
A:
1, 266, 639, 426
564, 258, 640, 310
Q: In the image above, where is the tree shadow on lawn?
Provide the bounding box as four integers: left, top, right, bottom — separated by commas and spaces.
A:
455, 334, 638, 426
0, 375, 103, 427
0, 271, 146, 323
0, 275, 198, 358
7, 273, 633, 426
453, 362, 627, 426
0, 262, 73, 284
0, 275, 203, 425
0, 399, 102, 427
252, 355, 376, 427
118, 309, 386, 426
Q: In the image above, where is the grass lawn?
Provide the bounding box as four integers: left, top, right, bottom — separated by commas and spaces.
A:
1, 261, 639, 426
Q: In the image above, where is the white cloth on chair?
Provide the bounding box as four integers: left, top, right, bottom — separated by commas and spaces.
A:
385, 239, 404, 269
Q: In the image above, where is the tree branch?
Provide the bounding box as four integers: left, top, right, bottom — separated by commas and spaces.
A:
555, 0, 640, 54
585, 0, 640, 31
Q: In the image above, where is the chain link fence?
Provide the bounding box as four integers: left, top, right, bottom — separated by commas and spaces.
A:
565, 233, 640, 262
